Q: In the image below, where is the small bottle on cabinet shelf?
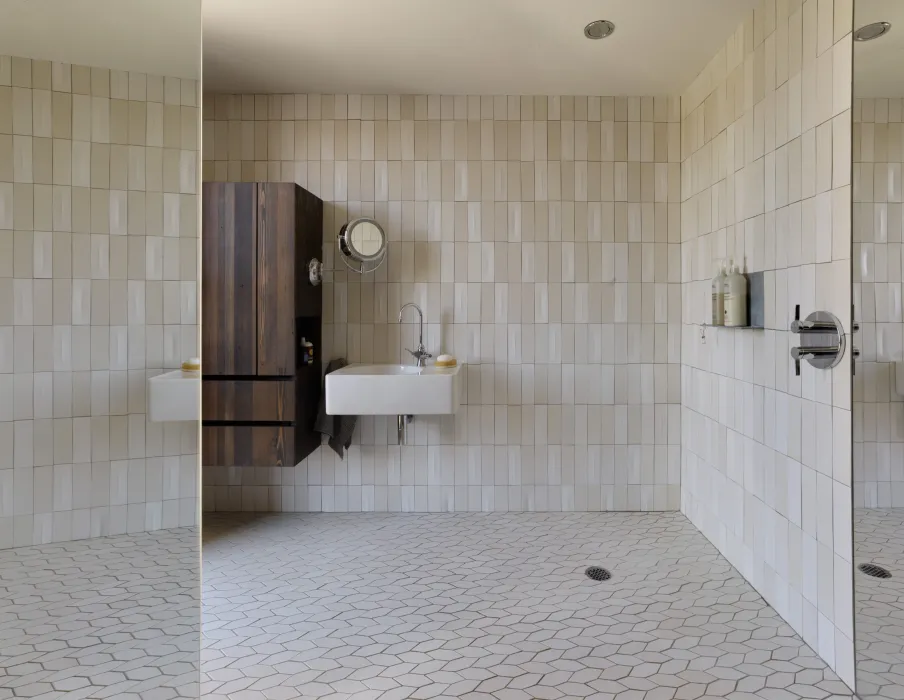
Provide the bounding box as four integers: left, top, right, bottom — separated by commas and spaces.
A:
301, 338, 314, 364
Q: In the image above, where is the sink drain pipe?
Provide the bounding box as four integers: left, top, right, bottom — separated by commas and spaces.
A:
398, 415, 412, 444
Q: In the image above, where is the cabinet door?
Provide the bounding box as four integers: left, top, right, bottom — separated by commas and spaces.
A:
202, 380, 296, 422
203, 425, 294, 467
256, 183, 295, 375
202, 183, 257, 375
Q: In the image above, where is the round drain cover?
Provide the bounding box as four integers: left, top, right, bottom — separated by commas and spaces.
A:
859, 563, 892, 579
585, 566, 611, 581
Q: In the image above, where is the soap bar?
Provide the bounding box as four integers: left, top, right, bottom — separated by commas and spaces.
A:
435, 354, 457, 367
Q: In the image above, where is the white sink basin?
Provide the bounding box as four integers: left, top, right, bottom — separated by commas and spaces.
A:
326, 364, 462, 415
147, 370, 200, 422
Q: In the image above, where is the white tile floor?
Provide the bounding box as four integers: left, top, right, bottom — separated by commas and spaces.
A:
202, 512, 852, 700
854, 509, 904, 700
0, 528, 199, 700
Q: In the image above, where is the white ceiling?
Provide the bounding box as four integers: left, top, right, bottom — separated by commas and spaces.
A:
0, 0, 201, 79
854, 0, 904, 97
203, 0, 758, 96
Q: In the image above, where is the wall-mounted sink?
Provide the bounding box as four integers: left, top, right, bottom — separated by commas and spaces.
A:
148, 370, 200, 422
326, 364, 461, 415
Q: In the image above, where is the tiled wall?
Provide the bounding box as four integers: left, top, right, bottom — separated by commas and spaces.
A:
0, 55, 200, 549
202, 93, 683, 513
853, 97, 904, 508
679, 0, 854, 685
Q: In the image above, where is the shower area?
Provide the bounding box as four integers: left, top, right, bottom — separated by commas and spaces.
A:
199, 0, 860, 698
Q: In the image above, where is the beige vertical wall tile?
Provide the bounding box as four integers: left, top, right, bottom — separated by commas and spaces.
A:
52, 92, 71, 139
12, 87, 32, 135
129, 72, 147, 102
146, 75, 163, 104
11, 57, 31, 88
90, 67, 109, 97
202, 84, 683, 517
0, 134, 11, 182
51, 62, 71, 93
110, 70, 128, 100
71, 65, 90, 95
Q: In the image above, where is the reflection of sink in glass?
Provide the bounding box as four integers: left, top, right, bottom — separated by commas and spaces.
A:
147, 370, 200, 421
326, 363, 462, 415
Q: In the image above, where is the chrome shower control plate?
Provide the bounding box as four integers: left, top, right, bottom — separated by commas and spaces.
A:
789, 308, 846, 375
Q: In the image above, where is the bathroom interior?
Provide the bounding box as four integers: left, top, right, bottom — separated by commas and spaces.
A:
3, 0, 904, 698
198, 0, 862, 698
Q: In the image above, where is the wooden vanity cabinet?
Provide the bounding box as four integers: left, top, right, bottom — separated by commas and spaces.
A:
202, 182, 323, 467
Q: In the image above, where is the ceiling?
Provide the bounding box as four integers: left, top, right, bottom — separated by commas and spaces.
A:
855, 0, 904, 97
203, 0, 758, 96
0, 0, 201, 79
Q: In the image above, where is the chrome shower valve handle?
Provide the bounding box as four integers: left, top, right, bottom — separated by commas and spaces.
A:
789, 305, 846, 377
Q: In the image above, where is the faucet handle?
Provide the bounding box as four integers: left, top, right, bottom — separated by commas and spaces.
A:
406, 347, 432, 359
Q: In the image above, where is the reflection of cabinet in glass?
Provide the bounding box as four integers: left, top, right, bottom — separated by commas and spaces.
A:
201, 182, 322, 466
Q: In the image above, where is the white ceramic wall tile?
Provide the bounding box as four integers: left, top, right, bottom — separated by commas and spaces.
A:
203, 91, 684, 515
680, 0, 853, 688
0, 55, 199, 549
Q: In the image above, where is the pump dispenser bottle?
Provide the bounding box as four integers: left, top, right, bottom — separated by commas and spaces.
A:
723, 259, 748, 327
711, 261, 725, 326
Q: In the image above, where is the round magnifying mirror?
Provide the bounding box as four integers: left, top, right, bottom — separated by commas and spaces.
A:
340, 218, 386, 262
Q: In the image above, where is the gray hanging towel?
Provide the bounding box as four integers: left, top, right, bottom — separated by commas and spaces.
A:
314, 358, 357, 459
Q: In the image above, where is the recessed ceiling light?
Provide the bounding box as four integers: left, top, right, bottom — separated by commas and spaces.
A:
584, 20, 616, 40
854, 21, 891, 41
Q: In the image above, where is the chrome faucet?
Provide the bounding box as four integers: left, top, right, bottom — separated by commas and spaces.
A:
398, 303, 432, 367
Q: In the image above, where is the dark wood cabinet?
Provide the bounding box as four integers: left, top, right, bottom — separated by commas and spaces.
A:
202, 380, 296, 422
202, 182, 323, 467
202, 425, 295, 468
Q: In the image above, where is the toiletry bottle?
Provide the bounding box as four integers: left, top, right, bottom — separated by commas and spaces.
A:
302, 337, 314, 364
711, 261, 725, 326
724, 260, 748, 327
721, 257, 734, 324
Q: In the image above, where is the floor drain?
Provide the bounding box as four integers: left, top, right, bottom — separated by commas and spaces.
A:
859, 563, 892, 579
585, 566, 611, 581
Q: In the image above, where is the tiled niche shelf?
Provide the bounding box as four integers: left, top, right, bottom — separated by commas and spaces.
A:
710, 271, 765, 330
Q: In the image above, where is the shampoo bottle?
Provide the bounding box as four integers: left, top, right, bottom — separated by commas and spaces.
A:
711, 261, 725, 326
723, 259, 748, 327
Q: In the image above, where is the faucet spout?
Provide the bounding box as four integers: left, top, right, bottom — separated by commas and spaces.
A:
398, 302, 423, 328
398, 303, 431, 367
